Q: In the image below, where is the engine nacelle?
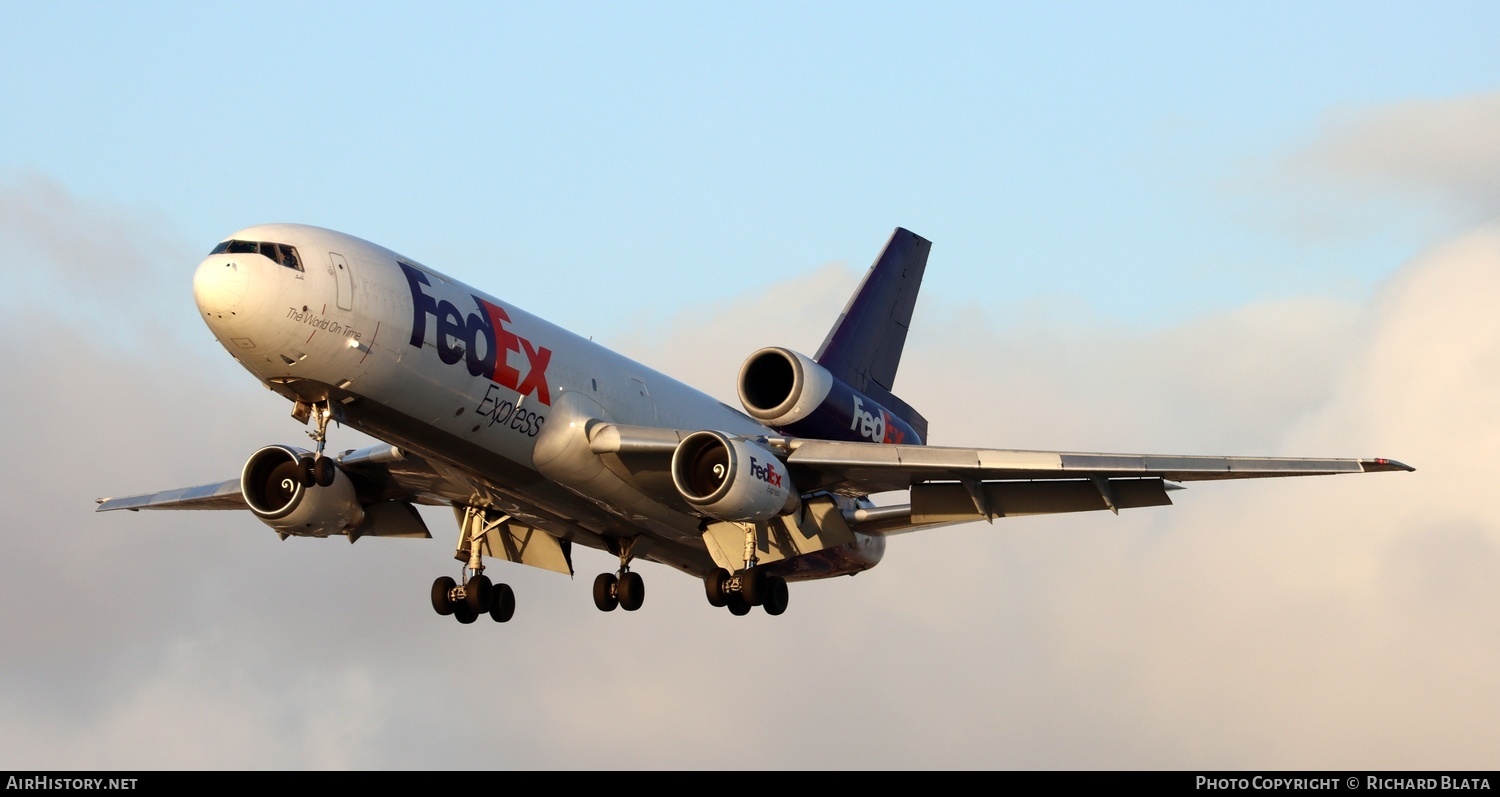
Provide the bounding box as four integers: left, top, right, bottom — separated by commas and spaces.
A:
738, 347, 924, 445
670, 431, 797, 522
240, 445, 365, 537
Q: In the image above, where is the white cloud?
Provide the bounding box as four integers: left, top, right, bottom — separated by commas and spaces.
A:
1243, 91, 1500, 245
1297, 92, 1500, 215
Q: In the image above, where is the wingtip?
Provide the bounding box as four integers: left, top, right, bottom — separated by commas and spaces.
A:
1363, 458, 1415, 473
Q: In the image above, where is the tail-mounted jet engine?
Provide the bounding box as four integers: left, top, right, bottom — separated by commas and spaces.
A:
738, 347, 923, 445
671, 431, 798, 522
240, 444, 365, 537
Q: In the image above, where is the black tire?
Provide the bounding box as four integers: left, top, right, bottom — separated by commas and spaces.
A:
763, 576, 789, 616
464, 574, 493, 614
726, 593, 751, 616
297, 456, 316, 488
704, 568, 729, 607
431, 576, 456, 616
313, 456, 336, 487
454, 604, 478, 624
619, 571, 645, 612
740, 567, 768, 606
489, 583, 516, 623
592, 573, 619, 612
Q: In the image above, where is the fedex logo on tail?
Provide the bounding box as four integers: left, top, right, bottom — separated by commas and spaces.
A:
851, 395, 905, 444
401, 263, 552, 406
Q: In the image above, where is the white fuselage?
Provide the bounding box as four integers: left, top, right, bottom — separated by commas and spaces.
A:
192, 223, 770, 572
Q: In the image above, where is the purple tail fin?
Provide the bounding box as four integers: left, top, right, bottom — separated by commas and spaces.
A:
815, 228, 930, 442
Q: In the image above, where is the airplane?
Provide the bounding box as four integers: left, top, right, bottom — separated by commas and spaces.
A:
96, 224, 1413, 622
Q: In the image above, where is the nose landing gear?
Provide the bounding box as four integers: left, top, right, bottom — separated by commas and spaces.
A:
294, 401, 338, 487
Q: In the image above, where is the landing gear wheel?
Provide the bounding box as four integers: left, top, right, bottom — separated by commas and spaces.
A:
297, 456, 316, 488
489, 583, 515, 623
464, 574, 493, 614
453, 604, 478, 624
593, 573, 619, 612
726, 593, 751, 616
740, 568, 769, 606
618, 571, 645, 612
431, 576, 457, 616
704, 568, 729, 608
313, 456, 336, 487
763, 576, 789, 616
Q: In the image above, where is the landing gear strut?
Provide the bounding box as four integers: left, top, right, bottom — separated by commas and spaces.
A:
431, 506, 516, 624
593, 538, 645, 612
296, 401, 338, 487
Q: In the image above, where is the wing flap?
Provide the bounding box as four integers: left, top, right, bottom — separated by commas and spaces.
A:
912, 478, 1173, 523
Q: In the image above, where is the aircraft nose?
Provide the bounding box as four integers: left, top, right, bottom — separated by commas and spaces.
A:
193, 256, 249, 320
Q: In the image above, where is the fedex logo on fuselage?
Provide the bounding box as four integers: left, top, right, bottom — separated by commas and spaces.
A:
748, 456, 783, 488
401, 262, 552, 406
851, 395, 904, 444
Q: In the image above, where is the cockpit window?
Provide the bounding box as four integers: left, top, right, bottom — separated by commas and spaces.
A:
209, 239, 304, 272
276, 244, 302, 271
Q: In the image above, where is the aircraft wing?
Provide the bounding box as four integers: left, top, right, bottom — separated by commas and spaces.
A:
591, 422, 1411, 493
96, 479, 246, 511
589, 422, 1412, 531
781, 439, 1413, 495
95, 444, 457, 513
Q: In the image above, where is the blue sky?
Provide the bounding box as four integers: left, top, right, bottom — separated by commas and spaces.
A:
6, 3, 1497, 331
4, 4, 1500, 769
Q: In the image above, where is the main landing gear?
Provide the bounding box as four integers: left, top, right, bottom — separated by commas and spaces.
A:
702, 522, 788, 616
593, 538, 645, 612
431, 504, 516, 625
296, 401, 337, 487
704, 567, 789, 616
431, 571, 515, 624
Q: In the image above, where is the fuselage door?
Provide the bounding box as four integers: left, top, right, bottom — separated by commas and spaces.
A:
329, 252, 354, 311
628, 375, 659, 424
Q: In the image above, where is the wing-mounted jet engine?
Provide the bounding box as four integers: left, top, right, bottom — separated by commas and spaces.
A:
670, 430, 799, 522
241, 444, 364, 537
